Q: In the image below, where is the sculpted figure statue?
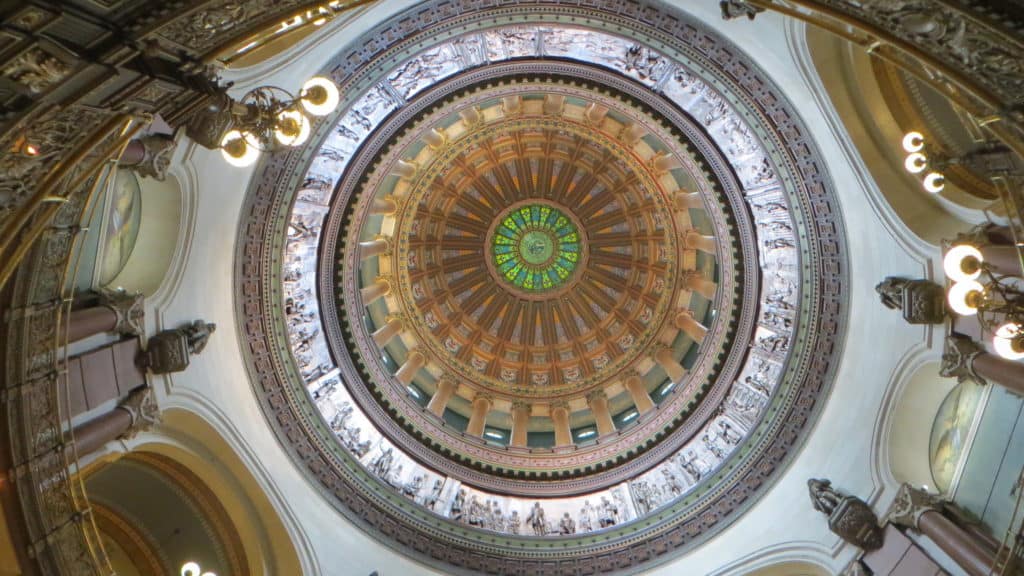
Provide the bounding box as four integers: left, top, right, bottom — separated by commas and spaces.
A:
370, 447, 394, 477
558, 512, 576, 535
578, 500, 595, 532
509, 510, 521, 535
599, 496, 618, 528
184, 320, 216, 354
526, 502, 547, 536
808, 478, 842, 516
875, 277, 908, 310
467, 496, 485, 527
425, 479, 444, 510
402, 475, 424, 499
451, 488, 466, 521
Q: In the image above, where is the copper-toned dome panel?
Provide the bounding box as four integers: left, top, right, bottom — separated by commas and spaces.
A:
389, 110, 683, 399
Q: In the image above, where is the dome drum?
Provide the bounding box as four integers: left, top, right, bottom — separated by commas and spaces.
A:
236, 4, 847, 573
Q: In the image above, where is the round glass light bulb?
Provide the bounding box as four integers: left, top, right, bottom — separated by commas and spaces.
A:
219, 130, 260, 167
923, 171, 945, 193
943, 244, 983, 282
274, 109, 311, 147
994, 323, 1024, 360
904, 152, 927, 174
902, 131, 925, 153
947, 280, 984, 316
300, 77, 340, 117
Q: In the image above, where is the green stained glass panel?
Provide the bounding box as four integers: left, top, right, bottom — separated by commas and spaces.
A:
490, 203, 582, 293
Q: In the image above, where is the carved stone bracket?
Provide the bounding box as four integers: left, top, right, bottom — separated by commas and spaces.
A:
939, 334, 985, 384
807, 478, 884, 550
99, 288, 145, 337
875, 277, 946, 324
117, 385, 161, 440
886, 483, 945, 530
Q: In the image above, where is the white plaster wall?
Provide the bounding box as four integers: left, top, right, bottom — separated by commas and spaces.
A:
145, 2, 946, 575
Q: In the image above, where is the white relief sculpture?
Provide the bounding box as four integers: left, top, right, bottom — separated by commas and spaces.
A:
277, 21, 804, 537
388, 44, 463, 99
578, 500, 595, 532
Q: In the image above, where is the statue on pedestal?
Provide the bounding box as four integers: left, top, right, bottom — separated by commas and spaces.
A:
875, 277, 946, 324
807, 478, 883, 550
140, 320, 216, 374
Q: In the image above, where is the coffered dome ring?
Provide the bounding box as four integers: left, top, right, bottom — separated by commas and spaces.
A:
235, 3, 848, 573
333, 73, 752, 490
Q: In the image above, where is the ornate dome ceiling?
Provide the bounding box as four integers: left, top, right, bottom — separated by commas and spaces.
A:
235, 2, 848, 573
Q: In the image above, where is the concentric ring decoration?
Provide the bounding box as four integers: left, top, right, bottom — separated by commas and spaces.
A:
235, 4, 848, 574
488, 201, 583, 295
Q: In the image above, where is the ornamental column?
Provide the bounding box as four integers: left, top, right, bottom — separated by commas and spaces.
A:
394, 160, 418, 179
887, 484, 996, 576
550, 401, 572, 447
684, 271, 717, 300
71, 386, 159, 456
466, 394, 492, 437
371, 316, 403, 347
427, 375, 455, 417
359, 237, 390, 260
673, 310, 707, 343
655, 348, 686, 382
423, 128, 447, 150
683, 229, 716, 255
510, 401, 531, 448
369, 196, 396, 215
67, 307, 117, 343
395, 350, 425, 385
587, 390, 616, 436
675, 191, 704, 210
119, 135, 175, 180
360, 278, 390, 305
623, 374, 654, 414
67, 290, 143, 343
940, 334, 1024, 396
979, 244, 1022, 275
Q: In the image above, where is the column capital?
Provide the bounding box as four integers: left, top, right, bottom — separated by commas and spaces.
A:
886, 483, 945, 530
472, 393, 493, 405
99, 288, 144, 336
123, 134, 176, 181
624, 368, 644, 382
585, 389, 608, 404
117, 385, 160, 440
549, 400, 570, 413
939, 334, 985, 384
511, 400, 532, 413
383, 313, 405, 325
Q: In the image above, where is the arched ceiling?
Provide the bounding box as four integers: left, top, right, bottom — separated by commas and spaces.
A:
232, 1, 849, 573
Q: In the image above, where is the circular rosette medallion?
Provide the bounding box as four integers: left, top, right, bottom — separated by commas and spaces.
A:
489, 202, 584, 296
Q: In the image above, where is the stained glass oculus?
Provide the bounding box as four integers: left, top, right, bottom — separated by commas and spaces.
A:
491, 203, 582, 292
